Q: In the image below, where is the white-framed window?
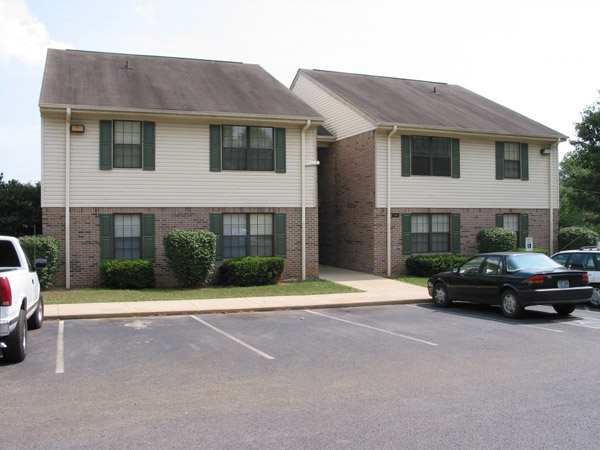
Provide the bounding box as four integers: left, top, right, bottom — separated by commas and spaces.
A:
411, 213, 450, 253
222, 126, 275, 171
114, 121, 142, 168
223, 213, 274, 258
114, 214, 141, 259
503, 142, 521, 179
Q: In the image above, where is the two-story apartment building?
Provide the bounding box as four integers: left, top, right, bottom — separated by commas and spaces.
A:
291, 69, 566, 276
40, 50, 323, 288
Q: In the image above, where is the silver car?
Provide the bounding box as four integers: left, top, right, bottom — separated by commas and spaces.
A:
551, 248, 600, 307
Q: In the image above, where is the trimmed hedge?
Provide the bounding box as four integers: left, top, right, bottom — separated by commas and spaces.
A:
217, 256, 285, 287
476, 227, 516, 253
163, 229, 216, 288
405, 254, 469, 277
20, 235, 59, 290
557, 227, 599, 251
100, 259, 155, 289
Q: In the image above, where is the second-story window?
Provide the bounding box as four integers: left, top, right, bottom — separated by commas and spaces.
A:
222, 126, 274, 171
114, 121, 142, 168
411, 136, 451, 176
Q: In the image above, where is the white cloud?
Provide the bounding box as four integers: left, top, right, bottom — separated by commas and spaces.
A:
0, 0, 71, 65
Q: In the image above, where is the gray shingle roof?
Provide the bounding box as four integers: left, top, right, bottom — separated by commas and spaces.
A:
40, 49, 321, 120
297, 69, 565, 139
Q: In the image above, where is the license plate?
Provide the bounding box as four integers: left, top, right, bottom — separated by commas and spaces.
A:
558, 280, 569, 288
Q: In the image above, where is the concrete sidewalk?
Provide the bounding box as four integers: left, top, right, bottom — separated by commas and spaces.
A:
44, 265, 431, 320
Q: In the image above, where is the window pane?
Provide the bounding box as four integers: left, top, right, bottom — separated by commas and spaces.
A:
224, 214, 246, 236
223, 126, 274, 171
431, 214, 449, 233
250, 127, 273, 149
411, 136, 451, 177
411, 214, 429, 233
503, 214, 519, 233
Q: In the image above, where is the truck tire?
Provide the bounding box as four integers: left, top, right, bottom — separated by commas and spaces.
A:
4, 309, 27, 363
28, 295, 44, 330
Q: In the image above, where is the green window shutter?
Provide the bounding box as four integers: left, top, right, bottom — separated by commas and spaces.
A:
209, 125, 222, 172
99, 120, 112, 170
143, 122, 155, 171
520, 143, 529, 181
275, 128, 286, 173
275, 213, 287, 257
141, 214, 155, 261
496, 214, 504, 227
402, 214, 412, 254
452, 213, 461, 253
520, 214, 529, 248
495, 142, 504, 180
401, 135, 411, 177
99, 214, 114, 261
210, 213, 223, 260
451, 138, 460, 178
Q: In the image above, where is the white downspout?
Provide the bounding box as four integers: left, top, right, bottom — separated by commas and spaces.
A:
387, 126, 398, 276
549, 139, 559, 254
301, 120, 311, 280
65, 108, 71, 289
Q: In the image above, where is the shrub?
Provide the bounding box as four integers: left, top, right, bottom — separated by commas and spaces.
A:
99, 259, 155, 289
217, 257, 285, 287
557, 227, 599, 251
19, 235, 59, 290
476, 227, 517, 253
163, 229, 216, 288
405, 254, 469, 277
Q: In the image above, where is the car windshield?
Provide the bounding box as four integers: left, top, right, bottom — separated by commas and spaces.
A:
506, 253, 563, 272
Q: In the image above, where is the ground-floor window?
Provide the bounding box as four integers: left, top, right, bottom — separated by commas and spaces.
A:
411, 213, 450, 253
223, 213, 274, 258
114, 214, 141, 259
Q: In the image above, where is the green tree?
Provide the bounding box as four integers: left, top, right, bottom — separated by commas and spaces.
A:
560, 94, 600, 230
0, 173, 42, 237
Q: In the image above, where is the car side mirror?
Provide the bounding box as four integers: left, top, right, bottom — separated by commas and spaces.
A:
34, 258, 47, 270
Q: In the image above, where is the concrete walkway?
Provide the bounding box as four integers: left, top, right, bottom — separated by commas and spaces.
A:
44, 265, 431, 320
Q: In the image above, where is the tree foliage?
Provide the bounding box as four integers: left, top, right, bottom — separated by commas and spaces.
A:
0, 173, 42, 237
560, 94, 600, 229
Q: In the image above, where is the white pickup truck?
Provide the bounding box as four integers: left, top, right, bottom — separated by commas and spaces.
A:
0, 236, 46, 363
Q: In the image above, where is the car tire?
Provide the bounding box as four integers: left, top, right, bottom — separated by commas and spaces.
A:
500, 290, 523, 318
3, 309, 27, 363
553, 304, 577, 316
432, 283, 452, 307
590, 285, 600, 308
27, 295, 44, 330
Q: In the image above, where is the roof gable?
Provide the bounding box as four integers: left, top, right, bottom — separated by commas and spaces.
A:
297, 69, 565, 140
40, 50, 321, 120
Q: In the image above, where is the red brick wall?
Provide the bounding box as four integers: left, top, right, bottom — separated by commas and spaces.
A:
43, 207, 318, 288
318, 131, 377, 273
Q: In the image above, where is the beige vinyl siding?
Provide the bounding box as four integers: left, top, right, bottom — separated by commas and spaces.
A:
41, 117, 66, 207
292, 73, 375, 140
42, 119, 317, 208
375, 132, 559, 209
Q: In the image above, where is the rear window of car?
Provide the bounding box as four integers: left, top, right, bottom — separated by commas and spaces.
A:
506, 253, 562, 271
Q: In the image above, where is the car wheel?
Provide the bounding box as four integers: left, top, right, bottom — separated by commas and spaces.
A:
553, 304, 577, 316
590, 285, 600, 307
500, 290, 523, 318
27, 295, 44, 330
3, 309, 27, 363
432, 283, 452, 307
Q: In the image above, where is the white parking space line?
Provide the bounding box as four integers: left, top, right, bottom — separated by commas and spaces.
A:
305, 310, 438, 346
55, 320, 65, 374
524, 325, 564, 333
190, 316, 275, 360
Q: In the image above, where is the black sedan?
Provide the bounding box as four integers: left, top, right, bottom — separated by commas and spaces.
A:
427, 252, 593, 318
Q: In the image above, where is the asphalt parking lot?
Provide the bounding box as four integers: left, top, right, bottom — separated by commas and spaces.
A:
3, 302, 600, 449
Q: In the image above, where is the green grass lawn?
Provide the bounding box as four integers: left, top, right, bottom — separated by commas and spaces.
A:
394, 277, 429, 288
43, 279, 361, 305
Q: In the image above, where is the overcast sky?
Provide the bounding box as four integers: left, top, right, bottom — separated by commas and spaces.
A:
1, 0, 598, 183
